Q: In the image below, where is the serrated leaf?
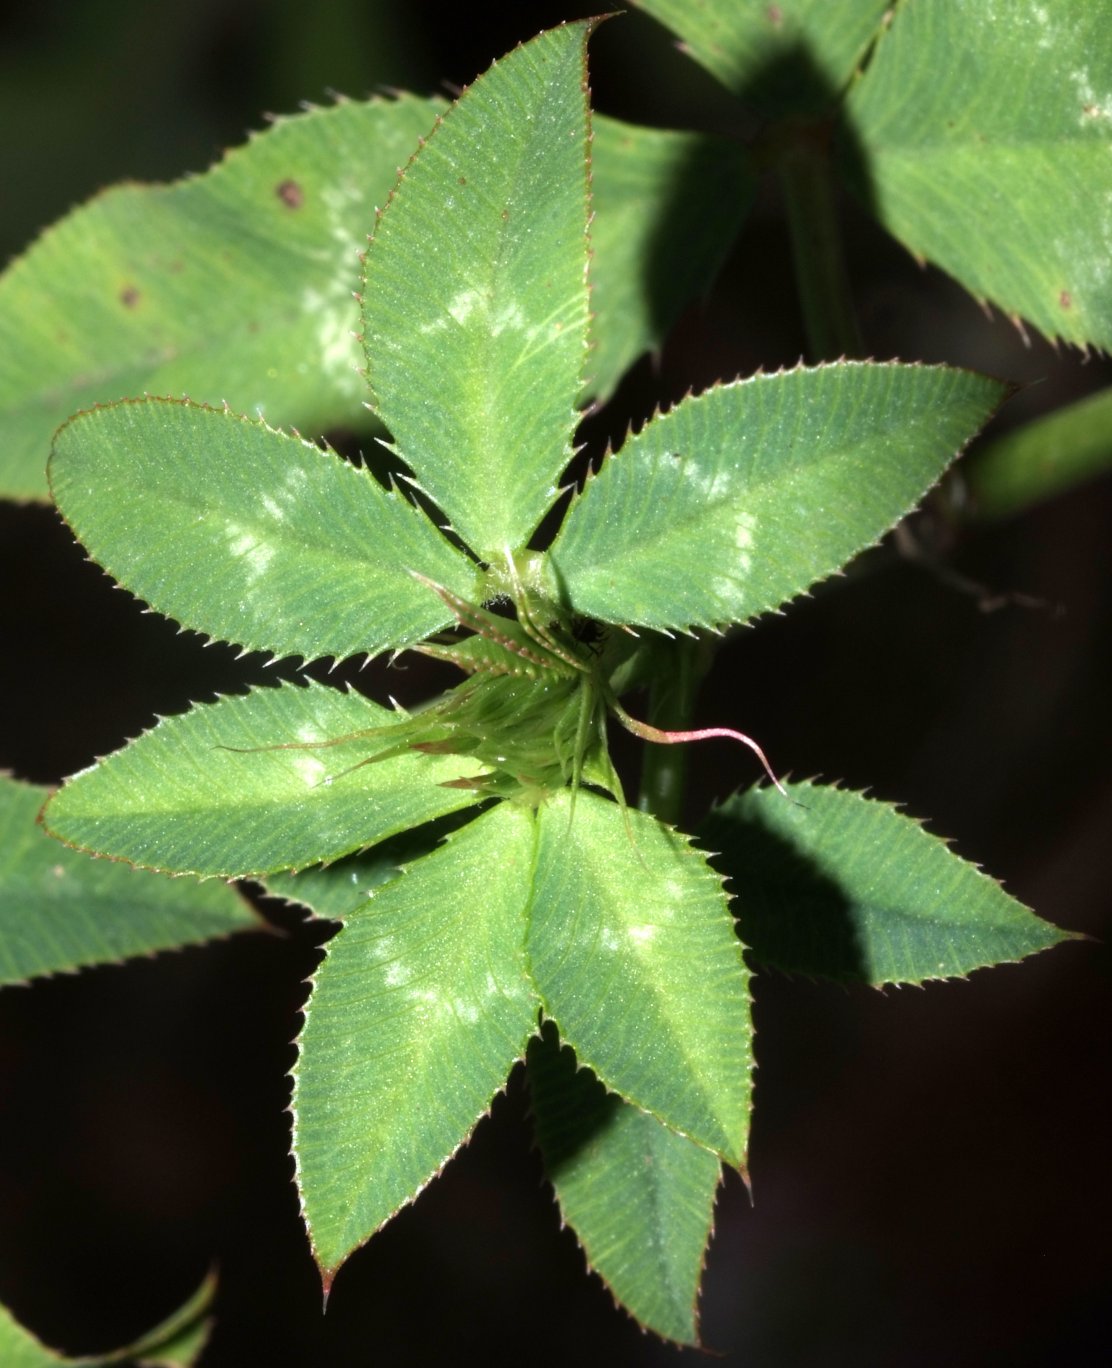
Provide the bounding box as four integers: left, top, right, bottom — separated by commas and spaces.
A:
550, 361, 1005, 631
49, 398, 479, 662
362, 22, 593, 557
42, 682, 484, 877
701, 781, 1075, 986
0, 776, 256, 987
588, 116, 755, 399
967, 384, 1112, 520
634, 0, 889, 116
261, 809, 477, 920
846, 0, 1112, 351
0, 93, 444, 502
294, 802, 539, 1277
527, 789, 750, 1165
0, 1271, 214, 1367
1, 89, 754, 503
527, 1023, 720, 1346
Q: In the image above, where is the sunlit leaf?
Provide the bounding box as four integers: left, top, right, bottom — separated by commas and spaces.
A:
0, 94, 443, 501
0, 776, 256, 987
701, 781, 1075, 985
362, 22, 594, 556
42, 682, 483, 877
847, 0, 1112, 350
294, 803, 539, 1277
528, 790, 750, 1164
528, 1024, 720, 1346
0, 89, 752, 503
259, 816, 471, 922
50, 398, 480, 663
551, 361, 1005, 631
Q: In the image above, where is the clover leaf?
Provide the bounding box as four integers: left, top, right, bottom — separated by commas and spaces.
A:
41, 21, 1058, 1344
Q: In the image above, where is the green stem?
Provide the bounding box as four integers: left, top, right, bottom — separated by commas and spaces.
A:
962, 385, 1112, 521
776, 127, 863, 362
636, 639, 703, 825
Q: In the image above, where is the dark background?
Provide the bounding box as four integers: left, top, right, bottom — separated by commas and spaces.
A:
1, 2, 1109, 1364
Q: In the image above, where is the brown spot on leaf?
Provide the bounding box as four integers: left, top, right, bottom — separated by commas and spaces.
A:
501, 209, 510, 221
1060, 290, 1073, 309
458, 176, 467, 186
120, 284, 140, 309
767, 4, 783, 24
276, 178, 304, 209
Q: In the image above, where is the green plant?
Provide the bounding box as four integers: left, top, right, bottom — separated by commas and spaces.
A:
2, 3, 1105, 1356
0, 1271, 215, 1368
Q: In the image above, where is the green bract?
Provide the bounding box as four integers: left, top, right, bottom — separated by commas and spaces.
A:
39, 22, 1066, 1346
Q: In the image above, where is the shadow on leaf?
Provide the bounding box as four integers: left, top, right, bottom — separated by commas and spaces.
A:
699, 798, 870, 983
